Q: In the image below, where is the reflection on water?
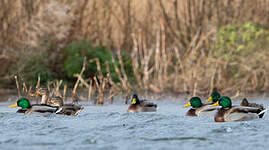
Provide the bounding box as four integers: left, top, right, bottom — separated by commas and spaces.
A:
0, 98, 269, 150
144, 137, 208, 141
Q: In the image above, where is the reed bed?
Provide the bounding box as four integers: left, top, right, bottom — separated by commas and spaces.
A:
1, 0, 269, 102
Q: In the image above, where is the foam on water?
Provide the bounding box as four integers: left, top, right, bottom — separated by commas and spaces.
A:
0, 99, 269, 150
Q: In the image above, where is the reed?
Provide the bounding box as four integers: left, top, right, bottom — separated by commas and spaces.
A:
1, 0, 269, 98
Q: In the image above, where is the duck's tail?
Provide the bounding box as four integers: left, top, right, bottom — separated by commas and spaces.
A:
241, 98, 266, 118
258, 109, 267, 118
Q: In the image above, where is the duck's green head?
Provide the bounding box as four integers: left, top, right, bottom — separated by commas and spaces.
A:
206, 90, 221, 103
131, 94, 140, 105
211, 96, 232, 108
9, 98, 31, 110
184, 97, 203, 108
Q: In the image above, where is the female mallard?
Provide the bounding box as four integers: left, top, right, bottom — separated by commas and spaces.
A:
184, 97, 221, 116
9, 98, 57, 114
205, 90, 221, 103
30, 88, 50, 105
211, 96, 266, 122
127, 94, 157, 112
48, 97, 84, 116
240, 98, 264, 108
240, 98, 265, 118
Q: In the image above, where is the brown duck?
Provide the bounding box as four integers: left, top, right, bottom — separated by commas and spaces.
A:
212, 96, 266, 122
127, 94, 157, 112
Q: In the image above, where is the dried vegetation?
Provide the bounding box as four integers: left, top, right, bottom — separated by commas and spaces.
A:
1, 0, 269, 103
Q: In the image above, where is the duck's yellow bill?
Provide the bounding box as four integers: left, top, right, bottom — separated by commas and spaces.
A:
131, 98, 136, 104
9, 104, 18, 108
206, 97, 213, 102
211, 101, 219, 106
184, 101, 191, 107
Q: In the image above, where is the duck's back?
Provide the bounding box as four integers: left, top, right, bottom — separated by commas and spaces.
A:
56, 104, 84, 116
25, 104, 57, 114
127, 100, 157, 112
141, 100, 157, 112
215, 106, 263, 122
196, 105, 220, 116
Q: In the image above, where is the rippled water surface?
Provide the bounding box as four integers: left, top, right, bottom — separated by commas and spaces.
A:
1, 98, 269, 150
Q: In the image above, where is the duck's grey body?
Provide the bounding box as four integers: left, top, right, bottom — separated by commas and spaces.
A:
215, 106, 266, 122
127, 100, 157, 112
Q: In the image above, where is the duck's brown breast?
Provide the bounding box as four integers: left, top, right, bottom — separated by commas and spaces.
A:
214, 108, 226, 122
16, 109, 27, 113
127, 105, 139, 112
186, 109, 197, 116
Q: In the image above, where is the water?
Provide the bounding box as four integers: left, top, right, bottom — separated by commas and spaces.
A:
0, 98, 269, 150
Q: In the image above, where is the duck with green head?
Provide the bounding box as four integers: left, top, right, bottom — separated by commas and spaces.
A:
127, 94, 157, 112
211, 96, 266, 122
184, 97, 221, 116
9, 98, 58, 115
206, 90, 221, 104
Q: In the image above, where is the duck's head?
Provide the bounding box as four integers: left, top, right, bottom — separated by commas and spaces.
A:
211, 96, 232, 108
206, 90, 221, 103
30, 88, 48, 97
131, 94, 140, 105
9, 98, 31, 110
184, 97, 203, 108
48, 97, 64, 107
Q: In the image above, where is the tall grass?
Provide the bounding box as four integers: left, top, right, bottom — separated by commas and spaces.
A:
1, 0, 269, 99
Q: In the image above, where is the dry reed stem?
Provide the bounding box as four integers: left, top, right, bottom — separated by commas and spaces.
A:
116, 49, 130, 91
47, 81, 52, 94
14, 76, 21, 98
63, 84, 67, 102
72, 56, 86, 102
23, 82, 28, 96
110, 52, 128, 91
54, 80, 63, 97
35, 76, 40, 104
88, 80, 92, 102
26, 86, 32, 100
105, 61, 116, 88
131, 33, 142, 87
93, 76, 104, 105
89, 58, 103, 79
74, 73, 92, 102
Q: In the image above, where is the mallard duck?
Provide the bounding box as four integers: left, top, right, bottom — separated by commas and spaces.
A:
240, 98, 265, 118
240, 98, 264, 108
9, 98, 57, 114
48, 97, 84, 116
30, 88, 50, 104
205, 90, 221, 103
211, 96, 266, 122
127, 94, 157, 112
184, 97, 221, 116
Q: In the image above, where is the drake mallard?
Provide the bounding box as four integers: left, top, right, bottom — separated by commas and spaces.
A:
48, 97, 84, 116
184, 97, 221, 116
9, 98, 57, 114
205, 90, 221, 103
211, 96, 266, 122
127, 94, 157, 112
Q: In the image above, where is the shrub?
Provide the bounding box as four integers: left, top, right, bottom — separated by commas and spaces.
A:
63, 40, 134, 82
216, 22, 269, 60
